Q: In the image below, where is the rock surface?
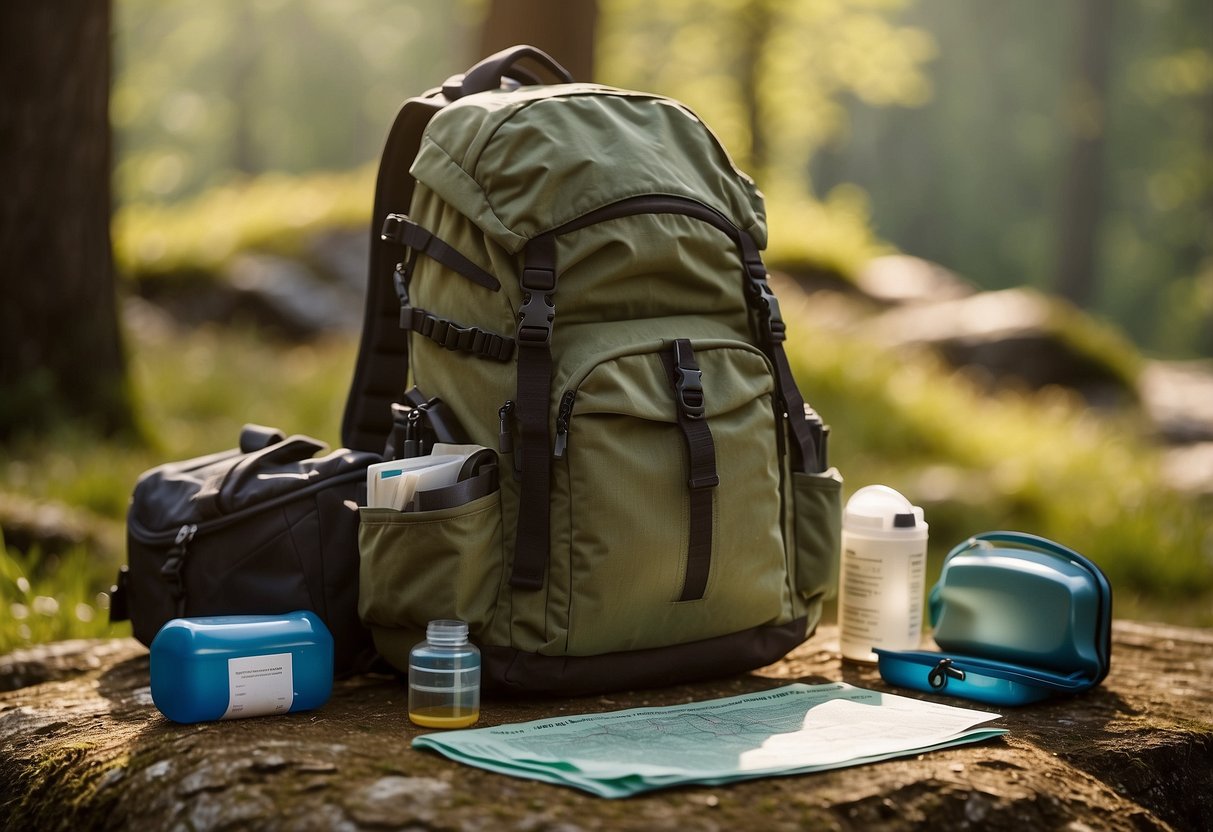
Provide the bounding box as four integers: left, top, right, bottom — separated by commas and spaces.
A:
2, 622, 1210, 831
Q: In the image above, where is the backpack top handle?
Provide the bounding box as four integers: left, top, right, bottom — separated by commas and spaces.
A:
445, 44, 575, 100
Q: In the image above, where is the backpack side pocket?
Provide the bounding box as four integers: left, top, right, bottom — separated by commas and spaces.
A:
358, 492, 503, 671
791, 469, 843, 611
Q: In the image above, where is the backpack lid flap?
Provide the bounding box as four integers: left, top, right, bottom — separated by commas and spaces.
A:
411, 84, 767, 254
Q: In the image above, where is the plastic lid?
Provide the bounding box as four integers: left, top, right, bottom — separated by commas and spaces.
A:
426, 619, 469, 645
843, 485, 927, 536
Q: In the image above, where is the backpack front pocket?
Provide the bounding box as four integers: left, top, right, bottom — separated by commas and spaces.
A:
549, 338, 791, 656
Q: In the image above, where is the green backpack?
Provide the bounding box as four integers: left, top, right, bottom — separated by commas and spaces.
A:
343, 46, 842, 694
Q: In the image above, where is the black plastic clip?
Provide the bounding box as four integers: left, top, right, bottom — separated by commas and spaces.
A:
673, 342, 706, 420
928, 657, 967, 690
517, 267, 556, 346
745, 275, 787, 344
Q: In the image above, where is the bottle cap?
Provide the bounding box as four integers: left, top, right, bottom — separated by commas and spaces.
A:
843, 485, 927, 537
426, 619, 469, 645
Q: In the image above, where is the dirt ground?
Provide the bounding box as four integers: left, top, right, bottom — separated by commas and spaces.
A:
1, 622, 1210, 831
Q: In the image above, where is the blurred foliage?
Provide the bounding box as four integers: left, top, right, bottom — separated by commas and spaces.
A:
112, 0, 482, 204
813, 0, 1213, 358
598, 0, 933, 278
114, 167, 374, 282
113, 0, 931, 286
0, 540, 125, 655
781, 291, 1211, 608
598, 0, 934, 182
110, 0, 1210, 356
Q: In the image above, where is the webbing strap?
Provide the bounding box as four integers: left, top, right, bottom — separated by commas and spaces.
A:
410, 464, 499, 512
382, 214, 500, 292
738, 234, 821, 473
511, 234, 558, 590
666, 340, 718, 601
341, 92, 446, 453
400, 306, 515, 361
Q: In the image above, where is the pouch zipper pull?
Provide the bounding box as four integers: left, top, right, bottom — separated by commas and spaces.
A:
553, 391, 576, 458
498, 400, 515, 454
402, 406, 429, 458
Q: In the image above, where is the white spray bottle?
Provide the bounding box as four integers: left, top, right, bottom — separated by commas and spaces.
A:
838, 485, 928, 663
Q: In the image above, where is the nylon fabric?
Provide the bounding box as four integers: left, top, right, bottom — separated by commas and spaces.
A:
411, 85, 767, 253
351, 57, 841, 693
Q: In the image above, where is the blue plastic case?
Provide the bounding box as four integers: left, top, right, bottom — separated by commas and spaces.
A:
150, 610, 334, 723
875, 532, 1112, 706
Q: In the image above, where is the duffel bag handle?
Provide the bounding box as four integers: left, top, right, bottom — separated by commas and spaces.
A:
192, 434, 329, 520
445, 44, 574, 100
239, 423, 286, 453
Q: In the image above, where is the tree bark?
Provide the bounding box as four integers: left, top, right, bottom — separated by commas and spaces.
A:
477, 0, 598, 83
739, 0, 773, 177
0, 1, 133, 440
1054, 0, 1114, 309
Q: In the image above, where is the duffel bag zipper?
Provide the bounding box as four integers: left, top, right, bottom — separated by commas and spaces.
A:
126, 466, 369, 545
159, 523, 197, 606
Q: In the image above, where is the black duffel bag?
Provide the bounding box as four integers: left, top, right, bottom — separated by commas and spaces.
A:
110, 425, 380, 676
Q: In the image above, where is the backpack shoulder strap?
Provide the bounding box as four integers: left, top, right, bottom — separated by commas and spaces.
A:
341, 91, 446, 453
342, 46, 574, 454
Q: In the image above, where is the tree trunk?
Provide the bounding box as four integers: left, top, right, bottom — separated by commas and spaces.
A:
1054, 0, 1114, 308
0, 1, 133, 441
477, 0, 598, 83
738, 0, 773, 177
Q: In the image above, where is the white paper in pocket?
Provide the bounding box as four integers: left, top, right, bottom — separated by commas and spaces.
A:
365, 455, 464, 510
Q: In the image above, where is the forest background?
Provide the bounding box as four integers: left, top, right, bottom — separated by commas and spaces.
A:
2, 0, 1210, 652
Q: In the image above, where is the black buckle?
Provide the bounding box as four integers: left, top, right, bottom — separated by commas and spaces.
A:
675, 366, 705, 420
381, 213, 405, 243
381, 214, 432, 250
517, 291, 554, 345
744, 273, 787, 344
673, 341, 706, 419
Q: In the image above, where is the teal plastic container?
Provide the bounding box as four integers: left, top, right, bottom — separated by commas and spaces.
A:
150, 610, 333, 723
876, 532, 1112, 706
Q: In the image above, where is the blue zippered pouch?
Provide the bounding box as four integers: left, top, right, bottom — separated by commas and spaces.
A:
875, 531, 1112, 706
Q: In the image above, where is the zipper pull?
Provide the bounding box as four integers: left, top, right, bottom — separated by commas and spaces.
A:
553, 391, 576, 458
173, 523, 197, 548
161, 524, 197, 610
498, 400, 515, 454
401, 406, 430, 458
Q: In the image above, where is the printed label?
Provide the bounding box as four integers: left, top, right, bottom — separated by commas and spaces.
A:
222, 652, 294, 720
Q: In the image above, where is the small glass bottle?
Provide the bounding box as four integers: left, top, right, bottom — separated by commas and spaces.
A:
408, 619, 481, 728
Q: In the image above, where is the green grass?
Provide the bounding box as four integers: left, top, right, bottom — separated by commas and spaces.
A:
0, 541, 127, 652
113, 167, 375, 284
0, 325, 356, 654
